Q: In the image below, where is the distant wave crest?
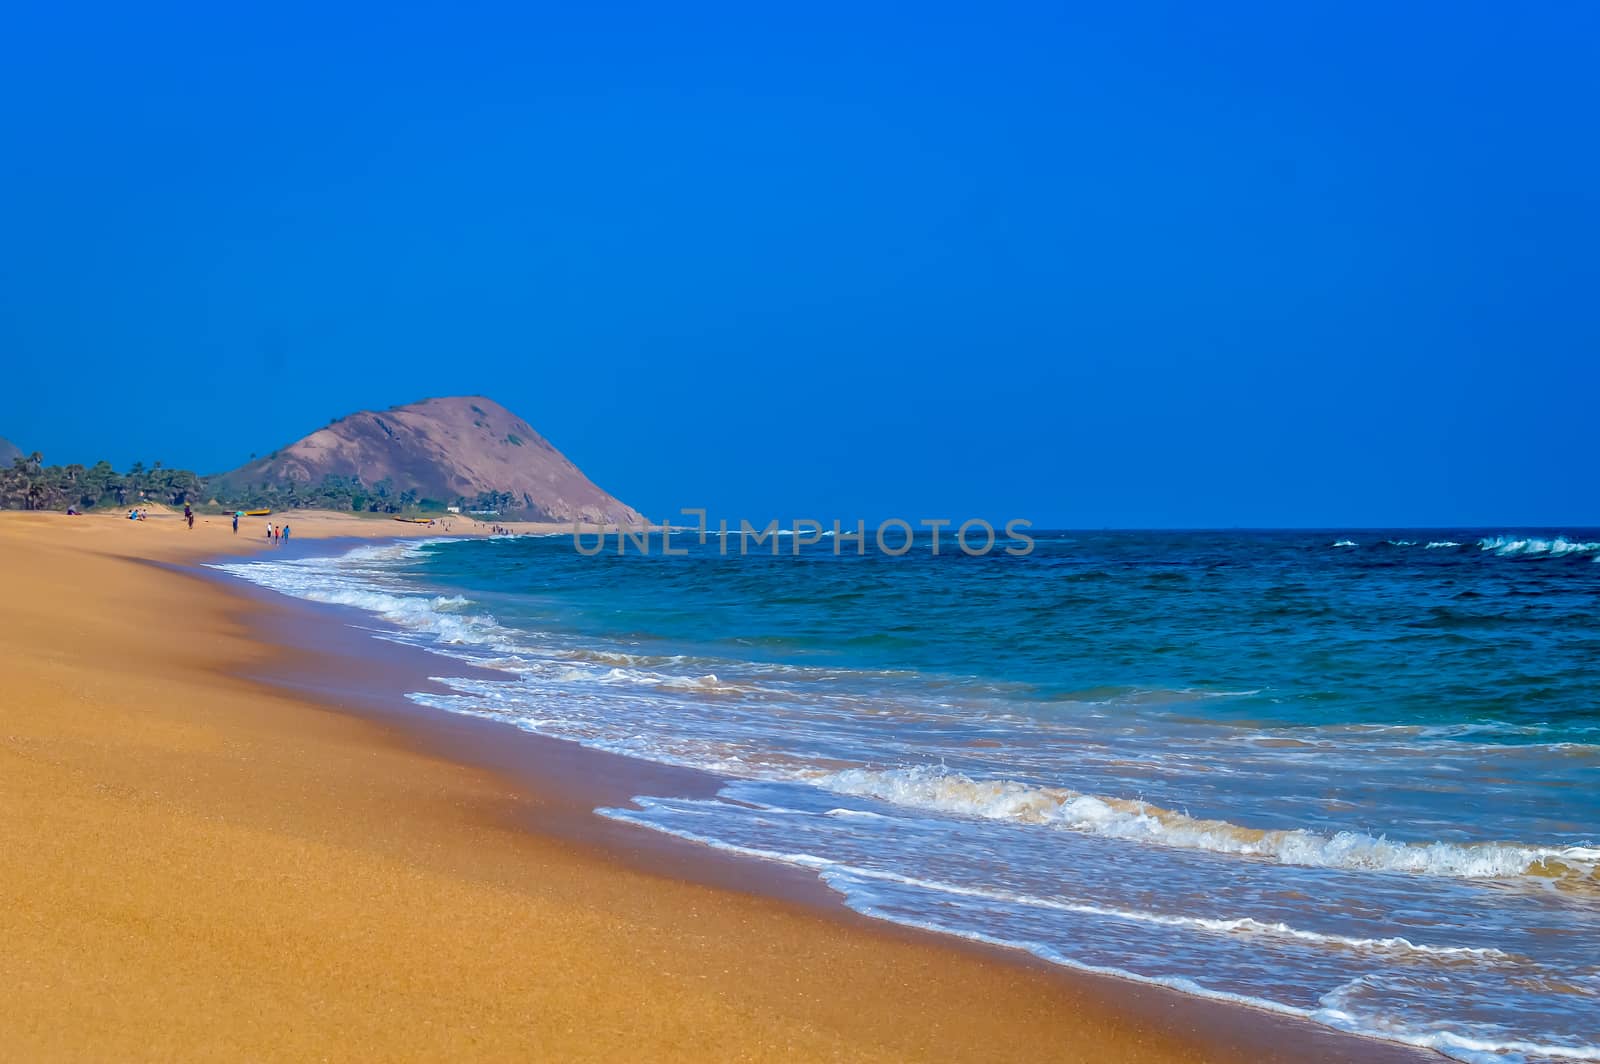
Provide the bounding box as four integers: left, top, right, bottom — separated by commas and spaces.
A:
1477, 535, 1600, 557
1325, 535, 1599, 558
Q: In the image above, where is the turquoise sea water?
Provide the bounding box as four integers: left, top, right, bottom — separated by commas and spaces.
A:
215, 530, 1600, 1061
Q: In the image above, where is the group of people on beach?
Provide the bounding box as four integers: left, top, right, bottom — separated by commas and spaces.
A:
264, 521, 289, 546
122, 507, 192, 527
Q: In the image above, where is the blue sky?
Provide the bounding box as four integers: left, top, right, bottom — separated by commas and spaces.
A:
2, 2, 1595, 527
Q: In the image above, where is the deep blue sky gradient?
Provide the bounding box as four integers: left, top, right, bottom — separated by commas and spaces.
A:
2, 2, 1596, 526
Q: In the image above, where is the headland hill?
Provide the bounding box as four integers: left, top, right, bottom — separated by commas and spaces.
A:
0, 396, 644, 525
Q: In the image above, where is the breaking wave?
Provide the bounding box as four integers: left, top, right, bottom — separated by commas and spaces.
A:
812, 766, 1600, 885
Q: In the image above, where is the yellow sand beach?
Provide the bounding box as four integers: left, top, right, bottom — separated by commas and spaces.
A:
0, 510, 1433, 1062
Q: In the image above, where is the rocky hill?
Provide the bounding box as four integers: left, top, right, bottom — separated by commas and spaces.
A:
211, 397, 644, 524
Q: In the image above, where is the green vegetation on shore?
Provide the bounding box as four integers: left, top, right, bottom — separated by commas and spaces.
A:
0, 453, 512, 516
0, 453, 204, 511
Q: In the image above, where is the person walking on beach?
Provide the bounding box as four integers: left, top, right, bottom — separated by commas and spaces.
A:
281, 523, 291, 544
266, 522, 274, 544
184, 504, 194, 530
232, 512, 239, 535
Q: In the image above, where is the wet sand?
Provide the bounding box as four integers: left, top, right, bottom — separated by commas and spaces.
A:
0, 510, 1438, 1061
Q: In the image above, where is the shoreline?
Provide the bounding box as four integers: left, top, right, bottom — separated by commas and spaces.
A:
1, 511, 1438, 1061
209, 553, 849, 911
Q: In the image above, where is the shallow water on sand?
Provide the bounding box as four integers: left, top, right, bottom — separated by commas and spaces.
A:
214, 530, 1600, 1062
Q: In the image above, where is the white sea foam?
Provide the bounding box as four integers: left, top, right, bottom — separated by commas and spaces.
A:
600, 802, 1599, 1064
642, 810, 1514, 960
812, 766, 1600, 883
1316, 978, 1600, 1063
209, 541, 506, 647
1425, 540, 1463, 549
830, 865, 1513, 960
1332, 539, 1358, 548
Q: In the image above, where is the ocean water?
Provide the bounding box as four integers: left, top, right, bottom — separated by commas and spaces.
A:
213, 530, 1600, 1061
